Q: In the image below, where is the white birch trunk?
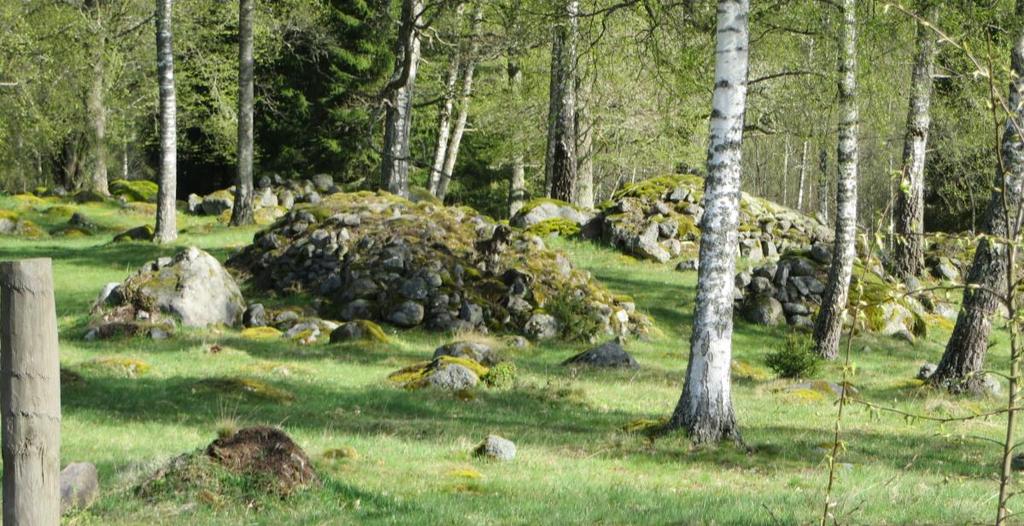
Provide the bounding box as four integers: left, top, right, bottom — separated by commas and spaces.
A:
154, 0, 177, 243
813, 0, 859, 360
892, 3, 936, 279
436, 5, 484, 200
668, 0, 749, 444
428, 51, 460, 197
797, 140, 807, 211
544, 0, 579, 202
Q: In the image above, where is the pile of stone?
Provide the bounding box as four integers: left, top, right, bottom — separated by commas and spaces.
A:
228, 192, 648, 342
187, 174, 339, 222
88, 247, 246, 340
511, 174, 833, 264
735, 243, 952, 341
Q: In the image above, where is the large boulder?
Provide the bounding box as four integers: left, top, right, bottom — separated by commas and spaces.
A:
107, 247, 245, 327
60, 462, 99, 514
510, 199, 596, 229
228, 192, 649, 341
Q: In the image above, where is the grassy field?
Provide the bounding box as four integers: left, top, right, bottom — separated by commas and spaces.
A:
0, 194, 1016, 525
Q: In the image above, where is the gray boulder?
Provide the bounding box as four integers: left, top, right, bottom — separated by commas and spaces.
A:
743, 295, 784, 326
60, 462, 99, 514
562, 339, 639, 369
510, 200, 595, 229
524, 313, 560, 341
634, 222, 671, 263
118, 247, 246, 327
388, 301, 424, 327
312, 174, 334, 193
917, 363, 937, 380
676, 259, 699, 272
426, 363, 479, 390
434, 341, 500, 366
474, 435, 516, 461
200, 193, 234, 215
243, 303, 266, 328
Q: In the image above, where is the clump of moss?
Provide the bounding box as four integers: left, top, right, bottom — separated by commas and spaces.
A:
110, 179, 159, 202
81, 356, 151, 378
525, 218, 581, 237
446, 467, 483, 480
783, 388, 826, 403
323, 446, 360, 461
731, 360, 772, 382
517, 197, 583, 216
345, 319, 390, 344
610, 174, 704, 203
40, 204, 76, 218
13, 193, 46, 205
240, 326, 283, 340
112, 225, 155, 243
622, 417, 668, 434
192, 377, 296, 404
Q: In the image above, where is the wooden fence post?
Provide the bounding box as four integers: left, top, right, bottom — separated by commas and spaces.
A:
1, 259, 61, 525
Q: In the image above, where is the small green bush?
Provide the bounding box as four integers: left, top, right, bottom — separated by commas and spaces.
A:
764, 332, 820, 379
482, 362, 517, 389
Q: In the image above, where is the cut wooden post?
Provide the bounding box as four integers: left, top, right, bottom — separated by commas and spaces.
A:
1, 259, 61, 525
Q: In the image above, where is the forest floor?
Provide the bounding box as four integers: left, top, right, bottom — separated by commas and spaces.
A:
0, 194, 1015, 525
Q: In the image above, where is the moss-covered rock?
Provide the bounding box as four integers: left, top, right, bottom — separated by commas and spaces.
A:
110, 179, 159, 202
112, 225, 154, 242
240, 326, 284, 340
81, 356, 151, 378
192, 377, 296, 404
388, 356, 490, 389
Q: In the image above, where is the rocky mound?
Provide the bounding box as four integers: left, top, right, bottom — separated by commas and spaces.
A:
89, 247, 246, 339
735, 243, 954, 341
187, 174, 342, 225
512, 174, 833, 264
227, 192, 648, 341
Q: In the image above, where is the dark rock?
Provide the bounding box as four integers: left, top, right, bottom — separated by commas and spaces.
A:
388, 301, 424, 327
243, 303, 267, 328
434, 341, 500, 366
743, 295, 784, 326
562, 339, 639, 369
809, 243, 832, 264
676, 259, 699, 272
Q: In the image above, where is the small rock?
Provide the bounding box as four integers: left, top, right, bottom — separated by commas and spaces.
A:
434, 341, 500, 366
524, 313, 560, 341
743, 295, 784, 326
562, 339, 639, 369
676, 259, 699, 272
243, 304, 267, 328
474, 435, 516, 461
388, 301, 424, 328
60, 462, 99, 514
916, 363, 937, 380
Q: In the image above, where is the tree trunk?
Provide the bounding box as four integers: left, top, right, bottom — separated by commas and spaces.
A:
428, 49, 460, 197
813, 0, 859, 360
782, 137, 790, 207
668, 0, 749, 445
797, 140, 807, 211
930, 31, 1024, 393
507, 53, 527, 217
891, 3, 937, 280
1, 259, 61, 526
381, 0, 423, 199
817, 146, 829, 224
87, 58, 109, 195
230, 0, 255, 226
436, 5, 484, 200
545, 0, 579, 203
575, 75, 594, 209
154, 0, 177, 243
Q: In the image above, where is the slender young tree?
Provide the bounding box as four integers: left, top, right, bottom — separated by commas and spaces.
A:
153, 0, 177, 243
930, 30, 1024, 394
428, 40, 460, 197
230, 0, 255, 226
813, 0, 859, 360
436, 4, 483, 200
507, 53, 527, 217
891, 2, 937, 280
381, 0, 424, 199
86, 0, 109, 195
797, 140, 808, 211
544, 0, 579, 203
668, 0, 749, 444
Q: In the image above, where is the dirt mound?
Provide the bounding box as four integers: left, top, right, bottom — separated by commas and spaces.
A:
206, 427, 317, 493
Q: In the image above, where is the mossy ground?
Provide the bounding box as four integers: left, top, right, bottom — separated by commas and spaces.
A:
0, 194, 1015, 525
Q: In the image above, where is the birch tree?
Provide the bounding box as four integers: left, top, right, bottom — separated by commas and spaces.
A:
891, 2, 937, 280
428, 39, 460, 197
544, 0, 578, 203
86, 0, 109, 195
153, 0, 177, 243
813, 0, 859, 360
380, 0, 424, 199
930, 30, 1024, 394
230, 0, 255, 226
668, 0, 749, 445
435, 4, 483, 200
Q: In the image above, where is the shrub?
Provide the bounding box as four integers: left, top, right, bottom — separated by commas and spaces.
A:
482, 362, 517, 389
764, 332, 820, 379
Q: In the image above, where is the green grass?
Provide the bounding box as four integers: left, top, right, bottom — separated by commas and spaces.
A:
0, 196, 1015, 525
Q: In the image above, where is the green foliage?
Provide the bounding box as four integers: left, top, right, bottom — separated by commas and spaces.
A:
525, 218, 581, 237
765, 332, 820, 379
545, 289, 605, 342
481, 361, 517, 389
110, 179, 159, 203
